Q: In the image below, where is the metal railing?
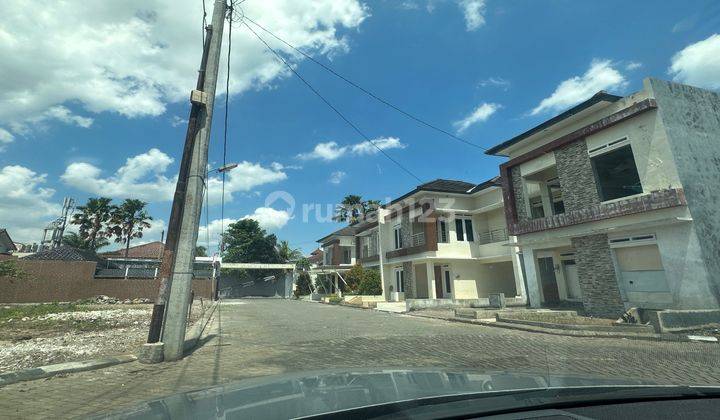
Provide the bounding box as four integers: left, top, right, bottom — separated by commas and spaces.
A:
411, 232, 425, 247
476, 228, 509, 244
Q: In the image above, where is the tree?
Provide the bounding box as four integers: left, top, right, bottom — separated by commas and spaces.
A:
333, 194, 364, 224
277, 240, 302, 263
0, 260, 25, 280
358, 268, 382, 295
333, 195, 382, 225
222, 219, 280, 264
62, 232, 109, 251
295, 257, 311, 271
295, 271, 312, 296
363, 199, 381, 218
344, 264, 365, 293
108, 199, 152, 266
71, 197, 114, 250
195, 245, 208, 257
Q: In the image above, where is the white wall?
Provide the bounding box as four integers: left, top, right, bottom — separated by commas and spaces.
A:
448, 260, 518, 299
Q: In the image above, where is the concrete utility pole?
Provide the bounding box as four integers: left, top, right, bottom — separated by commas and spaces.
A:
161, 0, 228, 361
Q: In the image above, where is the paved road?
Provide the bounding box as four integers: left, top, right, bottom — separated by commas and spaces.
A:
2, 299, 720, 418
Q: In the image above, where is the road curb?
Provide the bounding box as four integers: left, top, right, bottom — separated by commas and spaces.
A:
0, 354, 137, 388
405, 312, 703, 343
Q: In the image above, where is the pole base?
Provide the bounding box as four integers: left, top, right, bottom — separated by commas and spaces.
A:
138, 342, 165, 364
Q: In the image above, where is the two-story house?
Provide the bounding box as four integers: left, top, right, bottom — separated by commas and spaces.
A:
485, 78, 720, 318
313, 178, 528, 306
377, 178, 526, 307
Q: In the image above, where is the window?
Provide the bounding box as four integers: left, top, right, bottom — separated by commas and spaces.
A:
591, 144, 643, 201
438, 220, 448, 243
529, 196, 545, 219
393, 225, 403, 249
455, 217, 473, 241
394, 267, 405, 293
443, 267, 452, 294
547, 177, 565, 215
464, 219, 474, 242
342, 247, 351, 264
361, 236, 370, 258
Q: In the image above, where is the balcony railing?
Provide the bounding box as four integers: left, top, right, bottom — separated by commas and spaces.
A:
411, 232, 425, 247
476, 228, 509, 244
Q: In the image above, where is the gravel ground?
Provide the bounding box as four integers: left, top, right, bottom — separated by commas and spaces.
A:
0, 301, 206, 373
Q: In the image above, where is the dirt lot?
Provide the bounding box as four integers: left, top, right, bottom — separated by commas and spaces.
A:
0, 299, 208, 373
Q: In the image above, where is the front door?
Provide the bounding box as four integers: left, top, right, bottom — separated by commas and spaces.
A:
434, 265, 443, 298
538, 256, 560, 303
562, 260, 582, 299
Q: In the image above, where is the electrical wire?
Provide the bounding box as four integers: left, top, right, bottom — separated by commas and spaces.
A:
243, 15, 489, 152
220, 3, 233, 253
242, 21, 423, 183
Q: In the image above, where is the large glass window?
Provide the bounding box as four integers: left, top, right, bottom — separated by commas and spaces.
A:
437, 220, 448, 243
393, 225, 403, 249
454, 218, 473, 241
591, 144, 643, 201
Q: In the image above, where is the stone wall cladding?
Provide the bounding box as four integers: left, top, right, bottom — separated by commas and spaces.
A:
402, 261, 415, 299
401, 212, 412, 249
571, 234, 625, 318
510, 166, 528, 221
554, 139, 601, 212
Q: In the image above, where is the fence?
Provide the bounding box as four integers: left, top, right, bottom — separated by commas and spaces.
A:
0, 260, 212, 303
476, 228, 509, 245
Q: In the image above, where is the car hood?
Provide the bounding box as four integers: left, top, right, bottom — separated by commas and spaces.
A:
97, 368, 656, 419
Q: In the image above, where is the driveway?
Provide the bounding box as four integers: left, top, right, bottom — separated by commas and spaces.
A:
2, 299, 720, 418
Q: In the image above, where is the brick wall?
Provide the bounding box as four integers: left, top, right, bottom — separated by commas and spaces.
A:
0, 260, 212, 303
554, 139, 600, 212
510, 166, 528, 221
402, 261, 415, 299
571, 234, 625, 318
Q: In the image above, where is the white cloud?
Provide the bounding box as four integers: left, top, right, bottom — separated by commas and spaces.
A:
479, 77, 510, 90
197, 217, 235, 249
242, 207, 292, 231
270, 162, 302, 171
329, 170, 346, 184
625, 61, 642, 71
170, 115, 187, 127
0, 165, 61, 243
0, 0, 369, 138
297, 141, 347, 161
669, 34, 720, 90
459, 0, 486, 31
206, 161, 287, 204
350, 137, 406, 155
0, 128, 14, 148
453, 102, 500, 133
61, 148, 286, 203
531, 59, 627, 115
61, 148, 177, 202
298, 137, 406, 161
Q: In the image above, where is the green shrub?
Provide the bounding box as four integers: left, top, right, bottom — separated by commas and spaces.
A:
358, 269, 382, 295
328, 296, 343, 304
0, 260, 26, 280
295, 271, 312, 295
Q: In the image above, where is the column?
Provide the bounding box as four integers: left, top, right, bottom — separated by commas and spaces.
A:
522, 249, 542, 308
426, 261, 436, 299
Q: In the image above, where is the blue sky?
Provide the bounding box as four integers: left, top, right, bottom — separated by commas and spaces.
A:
1, 0, 719, 254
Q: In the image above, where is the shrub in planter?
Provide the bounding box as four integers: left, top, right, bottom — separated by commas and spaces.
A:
358, 269, 382, 295
328, 296, 343, 304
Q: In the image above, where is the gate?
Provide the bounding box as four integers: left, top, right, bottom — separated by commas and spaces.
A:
217, 263, 296, 299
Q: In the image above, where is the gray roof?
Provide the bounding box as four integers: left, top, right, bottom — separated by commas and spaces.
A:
417, 179, 477, 193
316, 225, 361, 244
21, 245, 106, 263
0, 228, 16, 252
485, 91, 622, 156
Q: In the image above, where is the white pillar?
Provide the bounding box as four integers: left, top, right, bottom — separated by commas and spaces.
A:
522, 249, 542, 308
426, 261, 436, 299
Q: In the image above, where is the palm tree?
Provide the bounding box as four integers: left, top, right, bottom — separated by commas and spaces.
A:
277, 240, 303, 262
71, 197, 114, 250
195, 245, 208, 257
333, 194, 364, 224
363, 199, 381, 218
62, 232, 109, 251
108, 199, 153, 266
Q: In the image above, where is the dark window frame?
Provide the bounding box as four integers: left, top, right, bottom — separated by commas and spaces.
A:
590, 143, 643, 202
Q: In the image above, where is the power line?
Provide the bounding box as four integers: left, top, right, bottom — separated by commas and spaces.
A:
243, 15, 489, 152
220, 5, 233, 253
242, 21, 423, 183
